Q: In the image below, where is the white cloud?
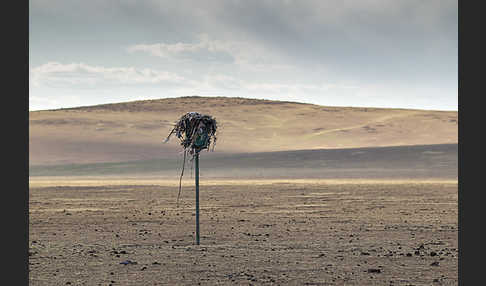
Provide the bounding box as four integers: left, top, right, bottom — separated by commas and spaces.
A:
127, 34, 289, 69
29, 95, 63, 110
30, 62, 186, 88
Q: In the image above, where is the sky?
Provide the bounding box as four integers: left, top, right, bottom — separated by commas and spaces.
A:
29, 0, 458, 111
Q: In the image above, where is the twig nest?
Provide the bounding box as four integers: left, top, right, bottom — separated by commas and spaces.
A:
164, 112, 218, 155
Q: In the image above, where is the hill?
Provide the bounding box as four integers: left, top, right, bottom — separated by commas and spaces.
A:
29, 96, 457, 166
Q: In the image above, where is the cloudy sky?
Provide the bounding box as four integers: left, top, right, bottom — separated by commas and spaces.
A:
29, 0, 457, 111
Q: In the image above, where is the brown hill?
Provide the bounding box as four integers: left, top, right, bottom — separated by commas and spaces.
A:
29, 96, 457, 166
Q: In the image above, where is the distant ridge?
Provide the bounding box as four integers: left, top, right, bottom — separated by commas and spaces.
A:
42, 96, 444, 112
54, 96, 318, 113
30, 96, 457, 166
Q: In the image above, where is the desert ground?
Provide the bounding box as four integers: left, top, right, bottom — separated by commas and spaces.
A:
29, 97, 458, 285
29, 178, 457, 286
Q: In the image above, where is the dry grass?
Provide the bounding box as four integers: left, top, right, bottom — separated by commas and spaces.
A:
29, 96, 457, 165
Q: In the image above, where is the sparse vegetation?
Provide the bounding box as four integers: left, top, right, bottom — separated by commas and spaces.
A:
29, 96, 458, 166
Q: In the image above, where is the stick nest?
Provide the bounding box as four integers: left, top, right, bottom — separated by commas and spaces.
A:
164, 112, 218, 155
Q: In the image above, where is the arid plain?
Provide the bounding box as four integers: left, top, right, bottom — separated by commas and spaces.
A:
29, 97, 458, 285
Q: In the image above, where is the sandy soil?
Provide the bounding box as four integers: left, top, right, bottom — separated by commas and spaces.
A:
29, 97, 458, 165
29, 178, 457, 285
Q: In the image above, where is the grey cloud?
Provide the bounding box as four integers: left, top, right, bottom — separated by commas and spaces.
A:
31, 0, 457, 72
30, 0, 457, 111
197, 0, 457, 82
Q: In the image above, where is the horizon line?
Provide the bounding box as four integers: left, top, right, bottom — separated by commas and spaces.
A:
29, 95, 458, 113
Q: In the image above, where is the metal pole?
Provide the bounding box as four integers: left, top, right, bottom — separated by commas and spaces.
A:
195, 152, 200, 245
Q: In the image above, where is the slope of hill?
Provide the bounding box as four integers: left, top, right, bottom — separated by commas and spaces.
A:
29, 96, 457, 166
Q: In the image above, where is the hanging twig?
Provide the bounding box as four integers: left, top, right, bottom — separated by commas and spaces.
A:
176, 149, 187, 208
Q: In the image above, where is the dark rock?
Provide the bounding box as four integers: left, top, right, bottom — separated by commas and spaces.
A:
120, 260, 137, 265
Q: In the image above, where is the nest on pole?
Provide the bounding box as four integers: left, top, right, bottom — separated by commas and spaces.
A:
164, 112, 218, 206
164, 112, 218, 155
